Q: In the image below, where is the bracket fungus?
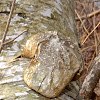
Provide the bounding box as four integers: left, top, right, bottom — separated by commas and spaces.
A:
22, 31, 83, 98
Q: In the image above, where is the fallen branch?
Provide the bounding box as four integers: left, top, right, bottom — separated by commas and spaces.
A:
75, 9, 100, 21
0, 0, 16, 53
77, 53, 100, 100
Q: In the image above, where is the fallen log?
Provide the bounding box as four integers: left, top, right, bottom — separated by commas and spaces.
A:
0, 0, 84, 99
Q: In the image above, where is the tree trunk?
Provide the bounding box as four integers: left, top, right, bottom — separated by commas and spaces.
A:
0, 0, 83, 100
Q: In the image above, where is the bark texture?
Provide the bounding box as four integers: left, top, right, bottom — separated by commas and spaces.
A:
77, 53, 100, 100
0, 0, 84, 99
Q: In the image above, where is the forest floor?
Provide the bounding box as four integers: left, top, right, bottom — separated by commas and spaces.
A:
75, 0, 100, 100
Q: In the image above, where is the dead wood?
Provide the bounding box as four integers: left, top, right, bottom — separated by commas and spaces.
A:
77, 53, 100, 100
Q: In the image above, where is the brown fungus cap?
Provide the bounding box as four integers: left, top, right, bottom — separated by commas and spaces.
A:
23, 31, 83, 98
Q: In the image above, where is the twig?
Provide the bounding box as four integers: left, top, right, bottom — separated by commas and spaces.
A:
3, 30, 27, 46
81, 45, 95, 52
96, 33, 100, 44
81, 22, 100, 45
0, 0, 16, 53
76, 9, 100, 21
75, 9, 90, 35
88, 51, 95, 69
93, 1, 98, 55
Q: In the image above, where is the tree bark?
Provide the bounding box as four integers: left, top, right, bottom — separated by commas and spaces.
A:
0, 0, 84, 99
77, 52, 100, 100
